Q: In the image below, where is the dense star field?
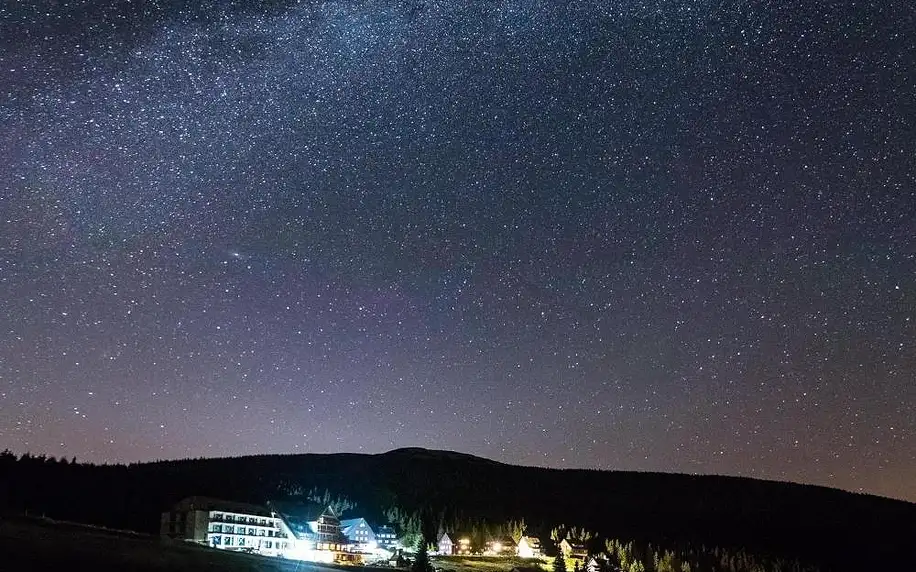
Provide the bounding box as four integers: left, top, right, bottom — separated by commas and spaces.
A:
1, 1, 913, 502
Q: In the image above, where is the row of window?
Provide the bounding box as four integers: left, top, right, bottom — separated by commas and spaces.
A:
211, 536, 289, 549
211, 513, 274, 527
209, 524, 285, 537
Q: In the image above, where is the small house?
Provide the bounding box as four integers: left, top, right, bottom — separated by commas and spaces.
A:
559, 539, 587, 559
586, 555, 607, 572
485, 536, 517, 557
516, 536, 543, 558
438, 532, 455, 555
376, 525, 398, 550
340, 518, 377, 551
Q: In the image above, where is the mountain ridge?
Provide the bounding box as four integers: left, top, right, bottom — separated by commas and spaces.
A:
2, 446, 914, 570
135, 446, 913, 507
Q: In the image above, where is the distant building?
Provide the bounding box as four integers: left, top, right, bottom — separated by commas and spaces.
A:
310, 505, 347, 551
456, 536, 472, 555
437, 532, 455, 555
160, 496, 292, 557
586, 555, 606, 572
376, 525, 398, 550
341, 517, 377, 552
270, 501, 354, 563
485, 536, 517, 557
516, 536, 543, 558
559, 539, 587, 559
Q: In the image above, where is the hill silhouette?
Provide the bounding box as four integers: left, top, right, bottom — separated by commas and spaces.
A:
1, 447, 913, 571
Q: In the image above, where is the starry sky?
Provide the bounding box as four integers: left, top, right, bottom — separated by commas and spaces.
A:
1, 0, 914, 502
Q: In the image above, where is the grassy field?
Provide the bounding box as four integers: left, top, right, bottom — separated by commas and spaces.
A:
432, 555, 549, 572
0, 515, 355, 572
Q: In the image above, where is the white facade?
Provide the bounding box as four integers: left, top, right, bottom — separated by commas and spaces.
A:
376, 525, 398, 550
206, 509, 292, 557
341, 518, 377, 552
517, 536, 542, 558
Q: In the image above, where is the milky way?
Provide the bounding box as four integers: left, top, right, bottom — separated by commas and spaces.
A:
1, 1, 913, 501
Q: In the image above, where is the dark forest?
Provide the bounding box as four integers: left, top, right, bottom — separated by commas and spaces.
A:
1, 448, 913, 571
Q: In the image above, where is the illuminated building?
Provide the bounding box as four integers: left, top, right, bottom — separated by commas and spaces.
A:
160, 496, 293, 557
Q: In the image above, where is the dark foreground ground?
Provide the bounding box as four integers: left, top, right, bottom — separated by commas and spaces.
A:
0, 515, 345, 572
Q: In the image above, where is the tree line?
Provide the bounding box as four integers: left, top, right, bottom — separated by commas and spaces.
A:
1, 449, 912, 571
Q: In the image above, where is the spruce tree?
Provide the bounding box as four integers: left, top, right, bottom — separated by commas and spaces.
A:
412, 538, 433, 572
554, 552, 568, 572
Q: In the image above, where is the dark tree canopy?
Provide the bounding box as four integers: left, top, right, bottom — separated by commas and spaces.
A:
412, 537, 434, 572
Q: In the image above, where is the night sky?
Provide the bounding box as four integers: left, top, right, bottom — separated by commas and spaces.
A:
1, 1, 914, 502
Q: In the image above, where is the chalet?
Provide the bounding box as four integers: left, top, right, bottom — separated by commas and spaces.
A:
160, 496, 293, 557
516, 536, 543, 558
269, 501, 352, 563
437, 532, 455, 555
559, 539, 588, 559
340, 518, 377, 552
485, 536, 517, 557
310, 506, 347, 551
376, 525, 398, 550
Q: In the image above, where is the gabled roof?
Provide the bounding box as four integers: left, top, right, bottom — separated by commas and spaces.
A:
561, 539, 587, 553
269, 500, 338, 541
518, 536, 542, 548
340, 518, 374, 535
269, 500, 336, 521
439, 532, 453, 543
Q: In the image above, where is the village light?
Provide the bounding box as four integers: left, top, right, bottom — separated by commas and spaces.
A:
492, 542, 502, 553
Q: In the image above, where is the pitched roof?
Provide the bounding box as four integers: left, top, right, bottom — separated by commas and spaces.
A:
269, 500, 335, 521
268, 500, 338, 540
340, 518, 373, 535
561, 539, 587, 553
